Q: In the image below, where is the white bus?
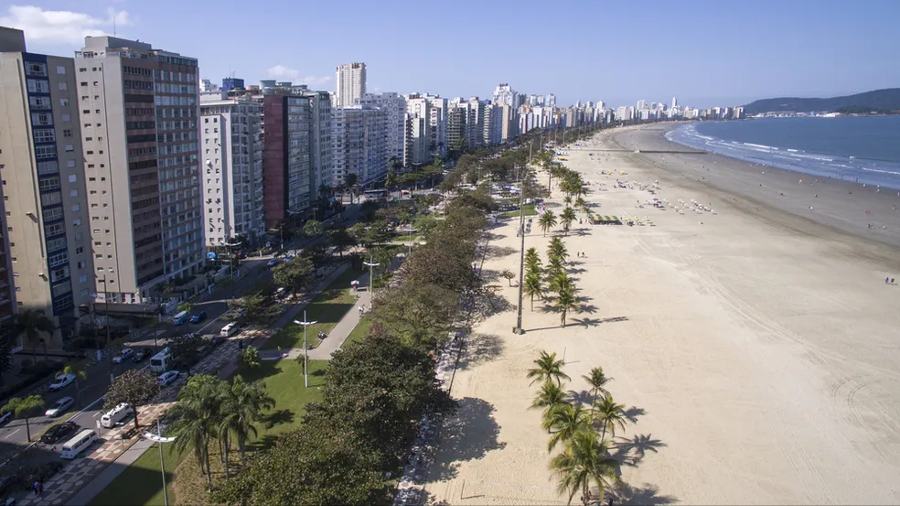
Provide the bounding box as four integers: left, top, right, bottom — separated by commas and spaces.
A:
100, 403, 134, 428
60, 429, 98, 459
149, 347, 172, 373
220, 322, 239, 337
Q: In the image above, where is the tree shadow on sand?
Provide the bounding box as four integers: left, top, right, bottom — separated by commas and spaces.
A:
485, 244, 518, 259
612, 433, 666, 467
458, 333, 504, 370
609, 481, 678, 505
471, 285, 512, 320
426, 397, 507, 481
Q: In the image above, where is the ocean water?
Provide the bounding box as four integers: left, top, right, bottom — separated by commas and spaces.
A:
666, 116, 900, 190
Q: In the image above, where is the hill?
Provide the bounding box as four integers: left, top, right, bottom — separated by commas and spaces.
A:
742, 88, 900, 115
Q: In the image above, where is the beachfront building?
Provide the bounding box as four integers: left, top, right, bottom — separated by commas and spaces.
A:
334, 62, 366, 107
332, 104, 388, 187
199, 92, 265, 247
0, 27, 94, 343
361, 92, 405, 168
75, 36, 204, 305
404, 94, 432, 167
261, 88, 312, 229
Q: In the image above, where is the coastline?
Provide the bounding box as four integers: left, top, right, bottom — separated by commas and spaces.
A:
421, 124, 900, 504
613, 122, 900, 250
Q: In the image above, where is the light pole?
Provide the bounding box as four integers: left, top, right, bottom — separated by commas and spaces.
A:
143, 420, 176, 506
363, 258, 380, 300
293, 311, 317, 388
513, 162, 527, 335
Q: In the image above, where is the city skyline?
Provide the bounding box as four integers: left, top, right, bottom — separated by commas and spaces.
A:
2, 0, 898, 107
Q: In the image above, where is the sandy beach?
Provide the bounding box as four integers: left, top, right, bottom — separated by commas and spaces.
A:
421, 124, 900, 504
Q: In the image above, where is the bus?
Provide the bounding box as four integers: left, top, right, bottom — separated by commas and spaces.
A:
149, 347, 172, 373
172, 310, 190, 325
60, 429, 98, 459
220, 322, 239, 337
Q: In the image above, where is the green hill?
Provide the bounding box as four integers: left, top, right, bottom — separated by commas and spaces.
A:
742, 88, 900, 115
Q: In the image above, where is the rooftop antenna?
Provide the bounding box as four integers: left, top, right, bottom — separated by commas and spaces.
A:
113, 15, 117, 36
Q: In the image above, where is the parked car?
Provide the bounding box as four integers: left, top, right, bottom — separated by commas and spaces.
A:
40, 421, 78, 444
132, 348, 152, 362
158, 371, 181, 387
189, 311, 207, 324
48, 373, 76, 392
0, 411, 11, 426
266, 258, 279, 268
45, 397, 74, 417
112, 348, 135, 364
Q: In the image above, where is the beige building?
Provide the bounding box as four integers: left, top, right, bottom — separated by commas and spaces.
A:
0, 27, 94, 346
334, 62, 366, 107
75, 36, 203, 304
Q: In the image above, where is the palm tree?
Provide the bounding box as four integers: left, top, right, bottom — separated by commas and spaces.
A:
524, 271, 543, 311
524, 247, 542, 274
548, 237, 567, 263
593, 394, 628, 441
219, 376, 274, 467
170, 375, 223, 488
15, 310, 54, 361
544, 402, 590, 451
550, 428, 619, 505
560, 207, 577, 236
527, 350, 570, 386
556, 282, 578, 327
2, 395, 45, 442
62, 363, 87, 406
583, 367, 611, 416
531, 380, 567, 414
538, 210, 557, 237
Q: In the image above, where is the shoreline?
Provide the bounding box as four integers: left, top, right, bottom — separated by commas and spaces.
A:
608, 122, 900, 251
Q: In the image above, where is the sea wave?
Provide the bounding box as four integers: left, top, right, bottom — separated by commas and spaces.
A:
667, 123, 900, 190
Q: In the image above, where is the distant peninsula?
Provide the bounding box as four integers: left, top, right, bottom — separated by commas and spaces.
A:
742, 88, 900, 115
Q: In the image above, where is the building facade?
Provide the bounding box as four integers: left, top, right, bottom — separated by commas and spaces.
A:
334, 62, 366, 108
0, 27, 94, 342
75, 36, 203, 304
262, 93, 311, 229
332, 105, 387, 186
199, 94, 265, 247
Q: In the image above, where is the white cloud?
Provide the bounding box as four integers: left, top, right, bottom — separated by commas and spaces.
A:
0, 5, 131, 45
266, 65, 332, 87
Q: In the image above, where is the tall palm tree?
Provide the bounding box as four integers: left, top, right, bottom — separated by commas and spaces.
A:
525, 247, 542, 274
219, 376, 274, 466
556, 282, 578, 327
544, 402, 590, 451
582, 367, 611, 416
531, 379, 567, 415
538, 210, 557, 237
15, 310, 54, 361
560, 207, 577, 236
524, 271, 543, 311
170, 374, 223, 488
548, 237, 567, 263
527, 350, 570, 386
593, 394, 628, 441
551, 428, 619, 506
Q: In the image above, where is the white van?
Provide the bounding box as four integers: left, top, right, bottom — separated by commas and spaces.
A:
100, 403, 134, 428
220, 322, 238, 337
60, 429, 98, 459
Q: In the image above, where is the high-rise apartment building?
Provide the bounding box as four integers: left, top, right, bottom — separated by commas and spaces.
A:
362, 92, 405, 167
492, 83, 518, 107
261, 92, 311, 229
334, 62, 366, 107
75, 36, 203, 304
332, 105, 387, 186
404, 94, 432, 167
0, 27, 94, 343
222, 77, 245, 93
199, 93, 265, 247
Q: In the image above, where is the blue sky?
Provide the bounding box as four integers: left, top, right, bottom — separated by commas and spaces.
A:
3, 0, 899, 107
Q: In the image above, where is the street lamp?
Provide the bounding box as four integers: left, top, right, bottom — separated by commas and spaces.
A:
363, 258, 380, 299
293, 311, 317, 388
143, 420, 176, 506
513, 163, 528, 335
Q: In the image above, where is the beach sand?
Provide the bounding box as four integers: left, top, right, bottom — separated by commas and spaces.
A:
421, 124, 900, 504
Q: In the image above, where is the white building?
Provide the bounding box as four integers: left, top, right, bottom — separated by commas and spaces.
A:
404, 94, 432, 166
492, 83, 517, 107
334, 62, 366, 107
199, 94, 264, 247
362, 92, 405, 167
332, 105, 387, 186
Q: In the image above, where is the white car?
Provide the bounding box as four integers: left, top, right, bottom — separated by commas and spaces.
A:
112, 348, 135, 364
48, 373, 76, 392
45, 396, 74, 417
158, 371, 181, 387
266, 258, 279, 267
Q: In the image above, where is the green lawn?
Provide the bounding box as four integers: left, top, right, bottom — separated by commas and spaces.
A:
501, 203, 537, 218
264, 268, 362, 350
238, 358, 327, 441
344, 316, 373, 348
91, 442, 184, 506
